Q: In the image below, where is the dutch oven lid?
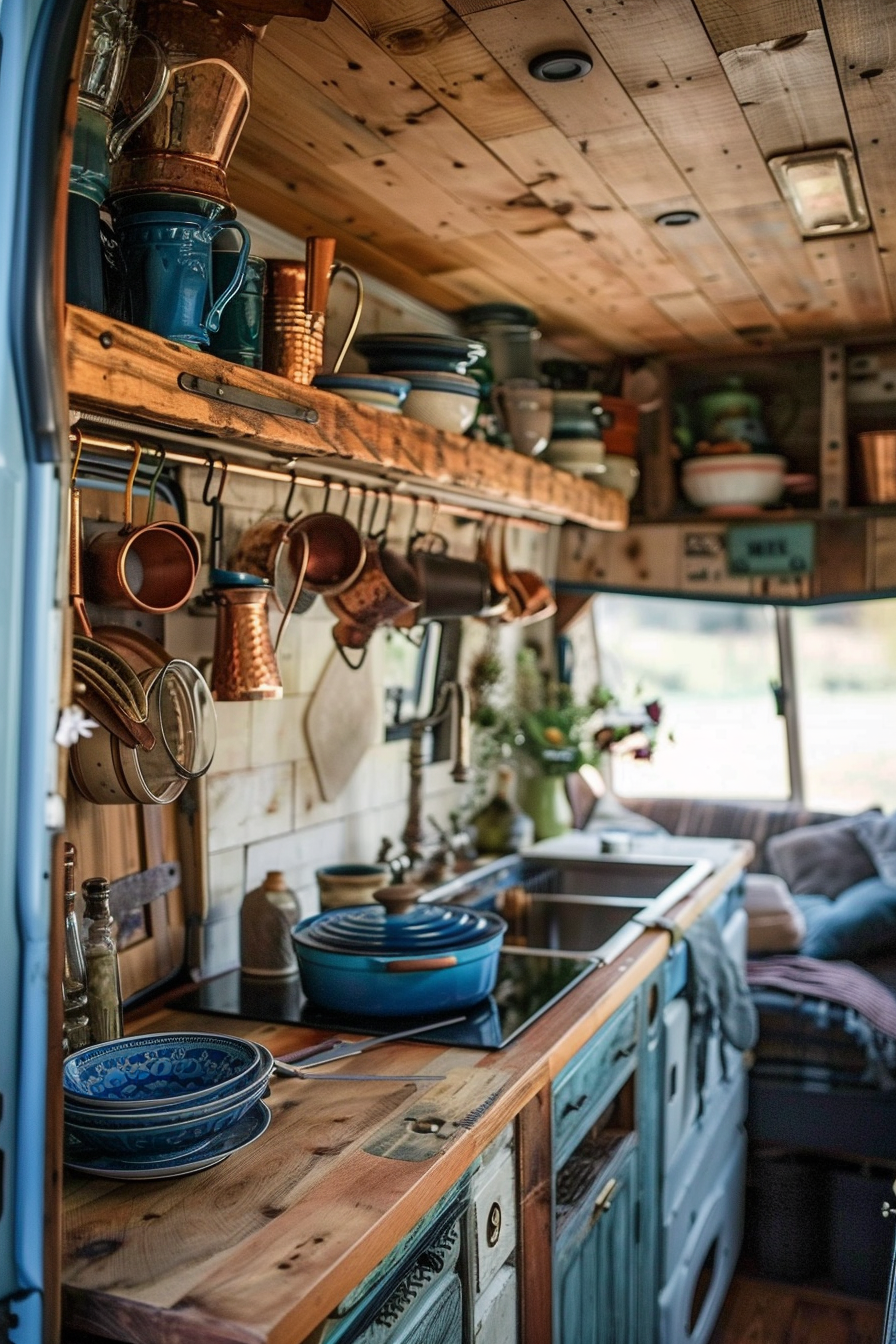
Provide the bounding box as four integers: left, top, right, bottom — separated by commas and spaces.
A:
295, 885, 505, 955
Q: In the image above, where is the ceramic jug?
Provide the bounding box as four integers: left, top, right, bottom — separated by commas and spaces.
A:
240, 871, 299, 977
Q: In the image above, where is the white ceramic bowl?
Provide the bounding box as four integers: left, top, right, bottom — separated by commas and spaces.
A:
602, 454, 641, 501
543, 436, 606, 477
681, 452, 785, 510
402, 381, 480, 432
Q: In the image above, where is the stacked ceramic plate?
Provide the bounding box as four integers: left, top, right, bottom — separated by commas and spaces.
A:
63, 1032, 273, 1180
355, 333, 485, 433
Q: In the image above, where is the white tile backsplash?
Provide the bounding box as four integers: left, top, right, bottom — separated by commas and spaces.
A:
185, 465, 478, 976
207, 763, 295, 852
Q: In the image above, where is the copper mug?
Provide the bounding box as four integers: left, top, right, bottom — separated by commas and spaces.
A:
325, 540, 421, 665
83, 446, 198, 613
230, 507, 365, 609
263, 241, 363, 385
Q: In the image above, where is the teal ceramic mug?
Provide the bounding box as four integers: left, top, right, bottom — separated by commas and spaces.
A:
208, 253, 266, 368
117, 209, 250, 348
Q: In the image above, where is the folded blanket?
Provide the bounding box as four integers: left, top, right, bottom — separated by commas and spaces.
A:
746, 955, 896, 1040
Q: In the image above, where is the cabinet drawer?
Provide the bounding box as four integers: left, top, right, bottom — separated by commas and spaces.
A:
475, 1264, 517, 1344
473, 1150, 517, 1296
553, 996, 638, 1166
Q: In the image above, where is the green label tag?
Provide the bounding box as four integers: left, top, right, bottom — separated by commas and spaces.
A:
727, 522, 815, 576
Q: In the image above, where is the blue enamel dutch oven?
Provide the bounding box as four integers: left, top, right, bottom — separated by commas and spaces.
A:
291, 885, 506, 1017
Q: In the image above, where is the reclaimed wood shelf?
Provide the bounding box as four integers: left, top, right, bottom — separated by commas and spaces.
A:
66, 306, 628, 533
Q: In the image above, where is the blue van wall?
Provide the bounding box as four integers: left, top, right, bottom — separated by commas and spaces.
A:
0, 0, 82, 1336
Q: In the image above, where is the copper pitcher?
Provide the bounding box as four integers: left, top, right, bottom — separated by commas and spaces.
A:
263, 241, 363, 385
211, 586, 282, 701
110, 0, 259, 213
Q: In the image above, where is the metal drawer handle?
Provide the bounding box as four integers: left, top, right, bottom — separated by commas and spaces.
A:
486, 1201, 502, 1248
592, 1178, 617, 1224
561, 1093, 589, 1117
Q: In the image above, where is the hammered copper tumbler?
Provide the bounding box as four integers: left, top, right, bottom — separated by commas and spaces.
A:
211, 586, 282, 701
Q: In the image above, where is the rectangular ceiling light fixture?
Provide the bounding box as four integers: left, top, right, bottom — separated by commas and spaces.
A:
769, 147, 870, 236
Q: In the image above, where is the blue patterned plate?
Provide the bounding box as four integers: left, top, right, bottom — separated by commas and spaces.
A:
64, 1102, 271, 1180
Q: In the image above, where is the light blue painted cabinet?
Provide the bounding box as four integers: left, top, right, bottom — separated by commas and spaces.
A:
555, 1142, 639, 1344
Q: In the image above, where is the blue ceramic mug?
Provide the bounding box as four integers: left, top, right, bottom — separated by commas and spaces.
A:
117, 210, 250, 348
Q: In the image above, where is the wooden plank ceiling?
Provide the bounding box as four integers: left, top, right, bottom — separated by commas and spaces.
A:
229, 0, 896, 357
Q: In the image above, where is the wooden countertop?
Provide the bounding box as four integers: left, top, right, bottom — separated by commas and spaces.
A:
62, 839, 751, 1344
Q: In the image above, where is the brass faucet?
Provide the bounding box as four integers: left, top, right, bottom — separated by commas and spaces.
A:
401, 680, 471, 868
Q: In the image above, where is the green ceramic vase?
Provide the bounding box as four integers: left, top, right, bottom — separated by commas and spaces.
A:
519, 773, 573, 842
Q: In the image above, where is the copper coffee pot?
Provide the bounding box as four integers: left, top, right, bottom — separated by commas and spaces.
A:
263, 239, 363, 385
110, 0, 259, 214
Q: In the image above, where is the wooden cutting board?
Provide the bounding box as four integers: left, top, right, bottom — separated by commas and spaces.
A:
305, 646, 379, 801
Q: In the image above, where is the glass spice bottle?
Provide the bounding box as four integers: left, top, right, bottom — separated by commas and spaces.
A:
82, 877, 123, 1044
62, 843, 90, 1054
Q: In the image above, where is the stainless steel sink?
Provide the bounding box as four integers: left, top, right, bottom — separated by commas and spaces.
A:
499, 851, 713, 966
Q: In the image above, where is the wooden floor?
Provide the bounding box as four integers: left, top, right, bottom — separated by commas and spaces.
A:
710, 1276, 885, 1344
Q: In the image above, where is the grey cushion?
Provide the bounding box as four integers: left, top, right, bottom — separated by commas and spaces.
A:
766, 814, 879, 899
854, 813, 896, 888
798, 879, 896, 961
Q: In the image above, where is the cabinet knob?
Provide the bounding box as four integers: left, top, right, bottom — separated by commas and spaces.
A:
486, 1201, 502, 1248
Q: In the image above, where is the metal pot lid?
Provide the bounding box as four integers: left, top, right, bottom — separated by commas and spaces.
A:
295, 886, 505, 955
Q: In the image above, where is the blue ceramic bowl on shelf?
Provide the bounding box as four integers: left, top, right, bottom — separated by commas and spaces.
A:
64, 1074, 270, 1156
63, 1032, 264, 1111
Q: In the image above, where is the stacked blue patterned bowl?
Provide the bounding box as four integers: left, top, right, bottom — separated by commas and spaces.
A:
63, 1032, 273, 1179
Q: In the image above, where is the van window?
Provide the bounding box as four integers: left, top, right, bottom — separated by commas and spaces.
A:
592, 594, 790, 801
790, 600, 896, 813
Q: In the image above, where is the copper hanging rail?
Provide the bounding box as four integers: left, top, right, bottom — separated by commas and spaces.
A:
68, 427, 551, 532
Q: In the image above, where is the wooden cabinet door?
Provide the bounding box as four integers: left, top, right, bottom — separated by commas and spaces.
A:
555, 1147, 638, 1344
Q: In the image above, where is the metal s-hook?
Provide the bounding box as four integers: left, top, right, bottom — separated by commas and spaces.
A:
367, 488, 382, 541
202, 455, 229, 507
283, 470, 302, 523
321, 477, 332, 514
202, 456, 229, 573
146, 444, 166, 524
378, 489, 394, 544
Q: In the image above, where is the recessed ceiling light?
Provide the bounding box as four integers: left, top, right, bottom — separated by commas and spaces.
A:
655, 209, 700, 226
528, 50, 593, 82
769, 148, 869, 235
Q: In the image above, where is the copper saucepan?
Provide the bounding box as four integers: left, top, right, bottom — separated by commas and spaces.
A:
83, 443, 197, 614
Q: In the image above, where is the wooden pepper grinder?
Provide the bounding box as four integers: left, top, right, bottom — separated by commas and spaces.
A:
240, 871, 300, 978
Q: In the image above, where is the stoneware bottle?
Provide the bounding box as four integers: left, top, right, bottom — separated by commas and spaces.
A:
241, 870, 300, 978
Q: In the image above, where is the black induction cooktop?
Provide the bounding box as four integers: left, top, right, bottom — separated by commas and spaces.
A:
176, 948, 598, 1050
